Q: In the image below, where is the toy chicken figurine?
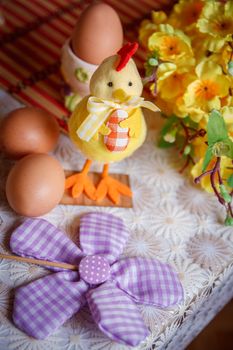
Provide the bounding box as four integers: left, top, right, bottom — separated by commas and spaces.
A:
65, 42, 159, 204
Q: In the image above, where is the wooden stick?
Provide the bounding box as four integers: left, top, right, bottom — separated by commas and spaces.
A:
0, 254, 78, 271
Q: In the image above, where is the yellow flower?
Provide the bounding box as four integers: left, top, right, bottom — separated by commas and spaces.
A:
219, 44, 233, 73
192, 135, 208, 159
191, 156, 233, 193
139, 20, 157, 49
148, 24, 194, 66
184, 60, 230, 113
157, 63, 196, 101
169, 0, 204, 31
151, 93, 175, 116
203, 44, 233, 73
151, 11, 167, 25
221, 105, 233, 137
222, 105, 233, 124
192, 32, 212, 63
197, 1, 233, 52
221, 95, 233, 108
174, 95, 208, 122
191, 156, 232, 193
175, 95, 233, 127
139, 11, 167, 48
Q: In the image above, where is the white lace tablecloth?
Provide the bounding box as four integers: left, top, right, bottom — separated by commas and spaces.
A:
0, 90, 233, 350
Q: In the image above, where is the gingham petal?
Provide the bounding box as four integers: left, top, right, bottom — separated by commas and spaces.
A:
111, 257, 184, 307
86, 281, 149, 346
13, 271, 89, 339
79, 213, 130, 264
10, 218, 84, 268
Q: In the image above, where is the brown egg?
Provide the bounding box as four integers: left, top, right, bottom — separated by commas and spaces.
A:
0, 107, 60, 159
6, 154, 65, 217
71, 3, 123, 65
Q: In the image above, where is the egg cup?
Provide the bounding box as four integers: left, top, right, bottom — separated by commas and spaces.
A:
61, 39, 98, 97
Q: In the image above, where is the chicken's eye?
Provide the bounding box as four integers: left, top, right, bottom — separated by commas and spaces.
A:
128, 81, 133, 86
107, 82, 113, 87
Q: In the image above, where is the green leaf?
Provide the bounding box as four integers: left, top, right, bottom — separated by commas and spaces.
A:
175, 134, 186, 150
219, 184, 232, 203
148, 57, 158, 66
158, 137, 174, 148
225, 216, 233, 226
227, 174, 233, 188
184, 145, 191, 155
202, 147, 213, 172
145, 51, 159, 75
207, 110, 229, 145
149, 51, 159, 59
212, 140, 232, 157
145, 64, 154, 77
160, 116, 178, 137
225, 139, 233, 159
164, 127, 177, 143
228, 61, 233, 76
164, 134, 175, 143
183, 116, 198, 129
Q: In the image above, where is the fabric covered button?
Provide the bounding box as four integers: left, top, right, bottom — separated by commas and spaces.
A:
79, 255, 110, 285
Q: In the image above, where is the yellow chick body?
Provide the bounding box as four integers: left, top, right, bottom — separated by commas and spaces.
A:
66, 44, 158, 203
69, 96, 147, 163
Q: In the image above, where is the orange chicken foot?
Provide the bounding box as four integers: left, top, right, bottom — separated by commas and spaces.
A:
65, 159, 96, 200
95, 164, 132, 204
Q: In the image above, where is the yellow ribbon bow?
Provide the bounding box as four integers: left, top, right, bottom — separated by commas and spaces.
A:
76, 96, 160, 142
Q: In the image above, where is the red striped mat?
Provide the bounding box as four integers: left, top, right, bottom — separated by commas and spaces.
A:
0, 0, 172, 132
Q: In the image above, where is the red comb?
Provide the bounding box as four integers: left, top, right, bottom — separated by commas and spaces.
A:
116, 42, 139, 72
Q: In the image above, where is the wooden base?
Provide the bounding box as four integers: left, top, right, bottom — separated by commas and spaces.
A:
61, 171, 133, 208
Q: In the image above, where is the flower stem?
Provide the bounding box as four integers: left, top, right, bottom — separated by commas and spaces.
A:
195, 157, 233, 220
178, 122, 206, 172
179, 155, 195, 173
210, 158, 225, 205
188, 129, 206, 141
194, 169, 214, 184
142, 67, 157, 85
179, 156, 190, 174
179, 121, 189, 155
228, 203, 233, 217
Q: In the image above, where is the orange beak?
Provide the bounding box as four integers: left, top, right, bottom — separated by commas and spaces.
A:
112, 89, 128, 102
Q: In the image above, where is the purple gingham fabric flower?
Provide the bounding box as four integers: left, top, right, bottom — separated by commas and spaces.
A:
10, 212, 183, 346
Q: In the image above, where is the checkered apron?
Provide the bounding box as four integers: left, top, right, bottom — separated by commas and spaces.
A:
104, 109, 129, 152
